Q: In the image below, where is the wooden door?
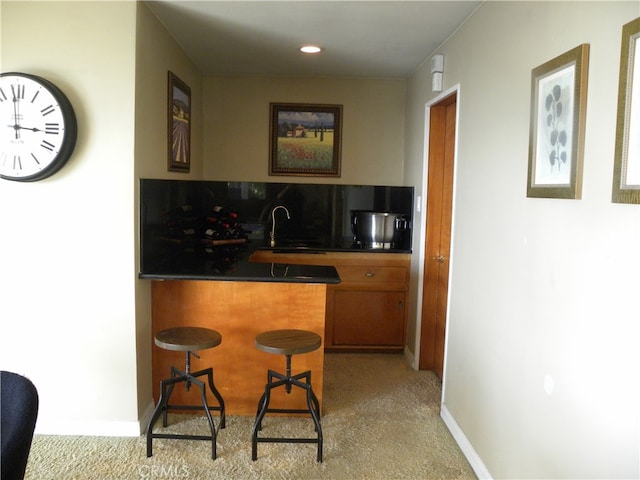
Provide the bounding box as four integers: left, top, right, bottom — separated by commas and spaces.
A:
419, 93, 456, 379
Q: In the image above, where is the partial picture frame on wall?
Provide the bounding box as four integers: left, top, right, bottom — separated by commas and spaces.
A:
527, 44, 589, 199
612, 17, 640, 204
167, 71, 191, 173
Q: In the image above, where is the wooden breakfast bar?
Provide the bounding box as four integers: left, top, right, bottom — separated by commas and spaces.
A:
141, 255, 340, 416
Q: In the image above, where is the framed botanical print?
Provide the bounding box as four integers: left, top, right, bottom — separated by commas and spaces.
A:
527, 44, 589, 199
612, 17, 640, 204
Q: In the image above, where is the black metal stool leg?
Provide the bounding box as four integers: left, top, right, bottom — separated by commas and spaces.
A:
197, 379, 218, 460
147, 380, 167, 457
282, 370, 321, 427
251, 363, 323, 462
147, 373, 186, 457
147, 354, 225, 460
252, 381, 273, 460
305, 383, 323, 462
254, 391, 267, 431
162, 366, 183, 427
294, 370, 321, 429
204, 368, 226, 429
187, 367, 226, 431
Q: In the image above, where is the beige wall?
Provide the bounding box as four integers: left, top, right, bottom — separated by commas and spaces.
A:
1, 1, 140, 434
405, 2, 639, 478
202, 76, 406, 185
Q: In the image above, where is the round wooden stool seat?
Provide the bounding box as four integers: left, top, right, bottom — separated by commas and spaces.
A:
255, 329, 321, 356
155, 327, 221, 352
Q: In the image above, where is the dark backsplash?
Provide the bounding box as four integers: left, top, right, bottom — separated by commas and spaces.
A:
140, 179, 414, 273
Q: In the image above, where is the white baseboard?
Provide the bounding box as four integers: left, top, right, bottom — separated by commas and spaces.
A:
34, 400, 156, 437
35, 419, 142, 437
440, 404, 493, 479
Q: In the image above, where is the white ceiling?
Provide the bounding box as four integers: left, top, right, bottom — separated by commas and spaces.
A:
145, 1, 481, 78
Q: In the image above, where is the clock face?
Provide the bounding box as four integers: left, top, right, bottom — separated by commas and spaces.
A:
0, 72, 77, 182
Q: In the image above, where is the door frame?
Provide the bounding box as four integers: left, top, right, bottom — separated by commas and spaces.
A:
413, 85, 460, 386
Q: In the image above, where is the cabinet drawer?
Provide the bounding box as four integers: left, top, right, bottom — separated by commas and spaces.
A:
336, 266, 406, 284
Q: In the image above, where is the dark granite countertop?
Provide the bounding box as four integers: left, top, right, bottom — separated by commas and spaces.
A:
139, 244, 340, 283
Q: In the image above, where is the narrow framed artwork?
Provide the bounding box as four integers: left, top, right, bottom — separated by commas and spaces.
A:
269, 103, 342, 177
167, 71, 191, 173
527, 44, 589, 199
612, 17, 640, 204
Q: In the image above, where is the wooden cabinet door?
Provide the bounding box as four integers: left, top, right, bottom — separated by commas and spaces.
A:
331, 290, 405, 346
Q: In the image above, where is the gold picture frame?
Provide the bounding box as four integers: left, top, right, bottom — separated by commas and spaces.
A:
527, 44, 589, 199
167, 71, 191, 173
269, 103, 342, 177
612, 17, 640, 204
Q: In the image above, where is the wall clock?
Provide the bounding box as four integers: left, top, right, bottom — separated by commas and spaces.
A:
0, 72, 77, 182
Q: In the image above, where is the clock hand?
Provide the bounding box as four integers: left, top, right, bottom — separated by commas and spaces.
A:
16, 125, 43, 132
12, 87, 21, 140
12, 105, 20, 140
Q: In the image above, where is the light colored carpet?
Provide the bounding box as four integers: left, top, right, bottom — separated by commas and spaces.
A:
25, 354, 476, 479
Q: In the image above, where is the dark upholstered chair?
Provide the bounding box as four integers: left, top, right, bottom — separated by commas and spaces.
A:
1, 371, 39, 480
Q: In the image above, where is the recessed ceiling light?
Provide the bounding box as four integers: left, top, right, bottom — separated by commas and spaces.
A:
300, 45, 322, 54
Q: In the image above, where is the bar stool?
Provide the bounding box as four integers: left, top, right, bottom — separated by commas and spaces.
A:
146, 327, 226, 460
251, 329, 323, 462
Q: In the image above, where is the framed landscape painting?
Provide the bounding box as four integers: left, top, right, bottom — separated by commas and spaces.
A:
269, 103, 342, 177
527, 44, 589, 199
168, 71, 191, 173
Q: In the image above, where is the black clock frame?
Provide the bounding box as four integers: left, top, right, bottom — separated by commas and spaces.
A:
0, 72, 78, 182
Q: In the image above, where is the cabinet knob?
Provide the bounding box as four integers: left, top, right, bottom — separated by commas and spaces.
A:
364, 271, 375, 277
433, 255, 445, 264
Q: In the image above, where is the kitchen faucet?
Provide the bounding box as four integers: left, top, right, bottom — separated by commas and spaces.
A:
269, 205, 290, 247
